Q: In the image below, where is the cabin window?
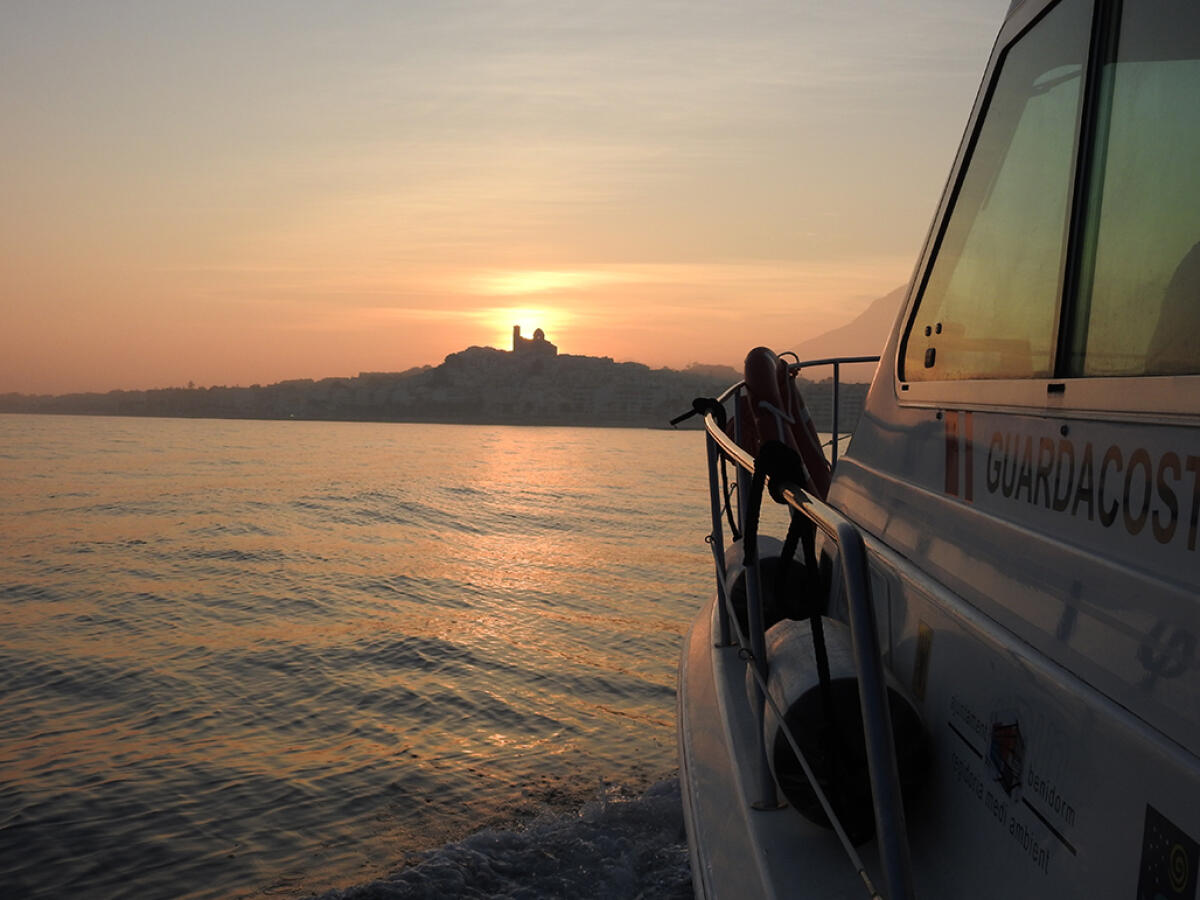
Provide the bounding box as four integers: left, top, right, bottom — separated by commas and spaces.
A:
902, 0, 1091, 382
1065, 0, 1200, 376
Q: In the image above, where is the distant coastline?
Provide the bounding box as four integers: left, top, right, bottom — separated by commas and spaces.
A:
0, 343, 870, 431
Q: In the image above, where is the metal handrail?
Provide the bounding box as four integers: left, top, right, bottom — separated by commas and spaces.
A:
699, 358, 914, 900
708, 512, 885, 899
787, 355, 880, 469
713, 354, 880, 469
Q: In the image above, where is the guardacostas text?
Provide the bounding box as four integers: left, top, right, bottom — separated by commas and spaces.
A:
984, 432, 1200, 550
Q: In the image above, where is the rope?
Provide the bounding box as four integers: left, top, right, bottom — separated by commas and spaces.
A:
721, 456, 741, 542
775, 510, 804, 614
740, 639, 883, 900
774, 512, 837, 728
773, 494, 850, 856
718, 585, 882, 900
756, 399, 795, 444
730, 439, 882, 900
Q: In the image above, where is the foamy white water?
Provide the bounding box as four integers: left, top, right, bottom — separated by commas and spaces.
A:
320, 779, 691, 900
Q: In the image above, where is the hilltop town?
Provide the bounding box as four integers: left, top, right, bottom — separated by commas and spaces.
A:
0, 326, 870, 431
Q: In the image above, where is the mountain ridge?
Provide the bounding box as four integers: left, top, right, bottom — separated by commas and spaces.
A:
788, 285, 906, 365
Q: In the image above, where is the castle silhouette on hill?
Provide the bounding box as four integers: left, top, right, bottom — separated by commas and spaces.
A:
511, 325, 557, 357
0, 324, 869, 430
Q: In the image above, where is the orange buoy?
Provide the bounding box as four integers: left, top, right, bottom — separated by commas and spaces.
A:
736, 347, 831, 500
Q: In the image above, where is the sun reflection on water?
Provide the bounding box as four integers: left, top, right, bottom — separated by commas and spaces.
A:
0, 416, 709, 899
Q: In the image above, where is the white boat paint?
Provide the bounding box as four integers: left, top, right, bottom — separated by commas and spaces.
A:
678, 0, 1200, 896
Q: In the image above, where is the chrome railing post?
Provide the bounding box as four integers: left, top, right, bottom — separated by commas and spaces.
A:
838, 523, 915, 900
705, 430, 732, 647
728, 388, 779, 810
732, 383, 746, 522
831, 360, 841, 469
700, 364, 910, 889
743, 532, 778, 810
782, 354, 879, 470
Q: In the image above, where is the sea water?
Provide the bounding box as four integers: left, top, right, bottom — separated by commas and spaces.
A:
0, 415, 710, 898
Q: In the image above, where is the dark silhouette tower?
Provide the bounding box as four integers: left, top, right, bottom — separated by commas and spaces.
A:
511, 325, 558, 357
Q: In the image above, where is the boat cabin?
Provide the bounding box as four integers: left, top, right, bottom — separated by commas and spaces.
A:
679, 0, 1199, 897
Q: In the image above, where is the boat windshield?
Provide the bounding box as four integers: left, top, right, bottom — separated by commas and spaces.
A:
1066, 0, 1200, 376
903, 0, 1200, 382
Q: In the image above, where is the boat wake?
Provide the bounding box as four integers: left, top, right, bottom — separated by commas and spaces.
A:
317, 779, 691, 900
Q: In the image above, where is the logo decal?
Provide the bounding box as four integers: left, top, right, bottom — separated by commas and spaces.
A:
987, 714, 1025, 797
1138, 805, 1198, 899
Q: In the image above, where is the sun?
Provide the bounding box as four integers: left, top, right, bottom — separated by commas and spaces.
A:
492, 306, 572, 349
466, 268, 600, 349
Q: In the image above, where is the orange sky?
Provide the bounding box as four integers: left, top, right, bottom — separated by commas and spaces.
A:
1, 1, 1003, 394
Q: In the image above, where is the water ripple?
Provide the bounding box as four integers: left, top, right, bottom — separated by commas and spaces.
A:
0, 417, 709, 899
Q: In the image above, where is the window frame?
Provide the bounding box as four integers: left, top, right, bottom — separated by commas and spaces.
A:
893, 0, 1200, 420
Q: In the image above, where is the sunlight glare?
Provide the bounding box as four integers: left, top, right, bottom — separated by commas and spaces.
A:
490, 306, 573, 350
475, 269, 616, 296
